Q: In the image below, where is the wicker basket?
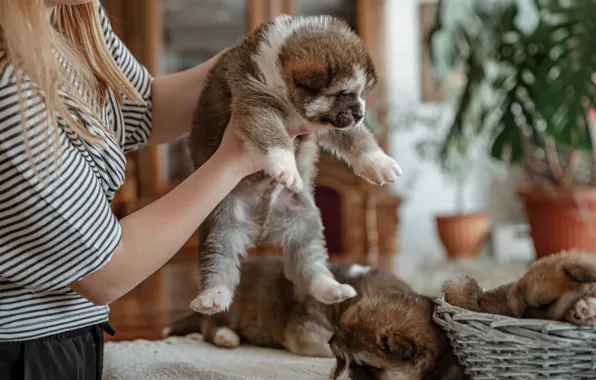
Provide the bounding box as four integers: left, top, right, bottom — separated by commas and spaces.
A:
433, 298, 596, 379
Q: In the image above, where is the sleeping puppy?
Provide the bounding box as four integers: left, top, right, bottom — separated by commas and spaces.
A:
442, 250, 596, 325
166, 256, 409, 357
187, 14, 401, 316
329, 294, 468, 380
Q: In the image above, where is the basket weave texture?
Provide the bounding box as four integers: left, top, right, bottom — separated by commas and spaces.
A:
433, 298, 596, 379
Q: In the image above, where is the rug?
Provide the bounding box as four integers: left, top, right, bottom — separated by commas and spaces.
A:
104, 333, 334, 380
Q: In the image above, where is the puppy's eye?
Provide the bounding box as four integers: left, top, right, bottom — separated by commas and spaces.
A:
331, 90, 348, 97
352, 357, 377, 370
537, 299, 556, 310
296, 83, 319, 94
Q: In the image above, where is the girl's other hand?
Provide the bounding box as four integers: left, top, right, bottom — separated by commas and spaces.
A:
214, 118, 310, 180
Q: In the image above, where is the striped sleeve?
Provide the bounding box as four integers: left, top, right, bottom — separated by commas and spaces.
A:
98, 4, 153, 153
0, 81, 122, 293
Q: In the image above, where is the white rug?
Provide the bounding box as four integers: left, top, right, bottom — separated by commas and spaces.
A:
104, 333, 334, 380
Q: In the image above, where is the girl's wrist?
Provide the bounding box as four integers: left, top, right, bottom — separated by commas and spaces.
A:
211, 149, 251, 181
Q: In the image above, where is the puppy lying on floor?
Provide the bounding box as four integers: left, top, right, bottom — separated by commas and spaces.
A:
166, 256, 467, 380
443, 250, 596, 324
329, 294, 467, 380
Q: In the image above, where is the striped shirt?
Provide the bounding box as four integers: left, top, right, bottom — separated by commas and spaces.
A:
0, 4, 152, 341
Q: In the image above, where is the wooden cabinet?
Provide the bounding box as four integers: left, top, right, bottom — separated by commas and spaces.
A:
103, 0, 401, 268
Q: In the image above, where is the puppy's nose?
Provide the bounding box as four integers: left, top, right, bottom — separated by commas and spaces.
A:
352, 111, 364, 121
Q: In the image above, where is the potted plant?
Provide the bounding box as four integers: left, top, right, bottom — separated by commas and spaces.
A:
428, 0, 596, 258
366, 105, 492, 259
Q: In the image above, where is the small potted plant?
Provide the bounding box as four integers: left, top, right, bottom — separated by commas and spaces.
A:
428, 0, 596, 258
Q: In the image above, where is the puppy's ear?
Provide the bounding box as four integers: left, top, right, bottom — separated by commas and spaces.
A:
506, 285, 526, 318
293, 66, 332, 92
380, 335, 418, 361
562, 263, 596, 283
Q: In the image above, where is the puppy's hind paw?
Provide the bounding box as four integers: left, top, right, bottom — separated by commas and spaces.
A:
310, 276, 357, 305
212, 327, 241, 349
189, 285, 232, 315
566, 297, 596, 326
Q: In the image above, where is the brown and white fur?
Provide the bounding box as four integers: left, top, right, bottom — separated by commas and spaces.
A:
187, 14, 401, 315
166, 257, 466, 380
443, 250, 596, 325
329, 294, 468, 380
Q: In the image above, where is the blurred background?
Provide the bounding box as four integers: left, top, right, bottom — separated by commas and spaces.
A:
102, 0, 596, 340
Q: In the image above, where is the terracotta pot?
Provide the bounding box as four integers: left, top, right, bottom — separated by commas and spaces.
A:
435, 211, 491, 259
518, 187, 596, 258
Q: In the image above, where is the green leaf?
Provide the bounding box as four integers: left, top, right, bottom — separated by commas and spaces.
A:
490, 102, 525, 164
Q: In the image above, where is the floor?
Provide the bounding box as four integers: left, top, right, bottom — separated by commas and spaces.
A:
105, 248, 199, 342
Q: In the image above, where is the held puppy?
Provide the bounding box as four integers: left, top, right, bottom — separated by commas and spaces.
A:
443, 250, 596, 325
188, 15, 401, 314
166, 257, 466, 380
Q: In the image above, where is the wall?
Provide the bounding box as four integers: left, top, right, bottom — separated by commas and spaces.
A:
384, 0, 525, 267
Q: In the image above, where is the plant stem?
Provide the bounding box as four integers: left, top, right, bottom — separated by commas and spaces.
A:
455, 175, 465, 214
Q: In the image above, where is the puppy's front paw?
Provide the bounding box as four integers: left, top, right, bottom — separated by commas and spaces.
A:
265, 148, 304, 192
189, 285, 232, 315
310, 276, 357, 305
212, 327, 241, 349
352, 149, 402, 185
566, 297, 596, 326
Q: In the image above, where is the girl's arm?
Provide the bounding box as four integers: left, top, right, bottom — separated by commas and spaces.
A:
70, 125, 260, 305
148, 51, 224, 146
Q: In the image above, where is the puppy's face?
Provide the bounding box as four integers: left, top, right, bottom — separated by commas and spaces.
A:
508, 250, 596, 320
328, 294, 466, 380
279, 18, 377, 130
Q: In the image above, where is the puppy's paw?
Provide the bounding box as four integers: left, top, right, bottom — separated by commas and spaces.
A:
189, 285, 232, 315
310, 276, 357, 305
352, 149, 402, 185
265, 148, 304, 192
565, 297, 596, 326
212, 327, 240, 349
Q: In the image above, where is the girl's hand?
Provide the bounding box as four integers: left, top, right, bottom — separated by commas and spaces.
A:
214, 118, 309, 179
214, 118, 264, 178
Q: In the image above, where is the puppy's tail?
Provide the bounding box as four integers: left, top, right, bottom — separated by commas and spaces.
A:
442, 276, 484, 312
163, 313, 203, 338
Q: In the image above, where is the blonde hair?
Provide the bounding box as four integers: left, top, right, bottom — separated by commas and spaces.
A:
0, 0, 143, 176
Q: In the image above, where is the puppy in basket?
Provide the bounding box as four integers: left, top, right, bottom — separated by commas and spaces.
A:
166, 256, 467, 380
443, 249, 596, 325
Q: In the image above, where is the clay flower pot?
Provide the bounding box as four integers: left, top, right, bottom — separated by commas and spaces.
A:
518, 187, 596, 258
435, 211, 491, 259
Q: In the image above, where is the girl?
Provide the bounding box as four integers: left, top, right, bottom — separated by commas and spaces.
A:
0, 1, 289, 378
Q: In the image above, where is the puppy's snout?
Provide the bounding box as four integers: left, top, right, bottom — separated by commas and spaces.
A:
336, 112, 354, 129
352, 111, 364, 122
328, 334, 337, 345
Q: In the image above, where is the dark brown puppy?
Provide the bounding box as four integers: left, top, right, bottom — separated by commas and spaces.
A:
167, 256, 407, 357
443, 250, 596, 325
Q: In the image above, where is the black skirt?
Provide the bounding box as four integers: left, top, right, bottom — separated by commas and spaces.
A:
0, 323, 115, 380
